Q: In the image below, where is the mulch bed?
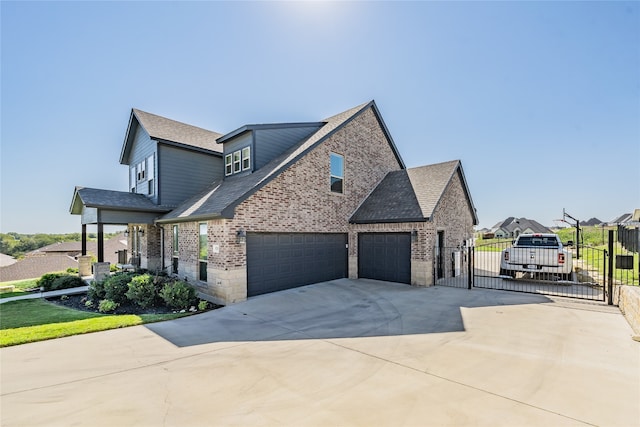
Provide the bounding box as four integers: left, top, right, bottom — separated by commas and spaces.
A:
46, 293, 222, 316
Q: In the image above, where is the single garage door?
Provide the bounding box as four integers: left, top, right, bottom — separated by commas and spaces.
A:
247, 233, 348, 297
358, 233, 411, 284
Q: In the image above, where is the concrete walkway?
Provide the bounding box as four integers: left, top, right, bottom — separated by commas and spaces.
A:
0, 285, 89, 303
1, 279, 638, 426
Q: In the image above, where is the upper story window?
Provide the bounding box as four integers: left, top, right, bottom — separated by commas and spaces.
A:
242, 147, 251, 170
225, 147, 251, 176
130, 154, 154, 194
330, 153, 344, 194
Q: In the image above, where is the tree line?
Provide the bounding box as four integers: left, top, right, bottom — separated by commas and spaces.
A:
0, 232, 119, 259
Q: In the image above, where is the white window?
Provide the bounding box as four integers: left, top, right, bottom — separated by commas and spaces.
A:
233, 150, 241, 173
147, 154, 154, 180
242, 147, 251, 170
130, 167, 136, 192
225, 154, 233, 176
226, 147, 251, 176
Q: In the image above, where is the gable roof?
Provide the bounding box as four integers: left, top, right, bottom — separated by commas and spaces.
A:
348, 170, 424, 223
491, 217, 550, 234
70, 187, 173, 215
350, 160, 478, 225
157, 101, 405, 223
120, 109, 223, 164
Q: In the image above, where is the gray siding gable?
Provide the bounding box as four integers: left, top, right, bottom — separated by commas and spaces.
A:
158, 144, 224, 206
158, 101, 404, 224
219, 122, 325, 176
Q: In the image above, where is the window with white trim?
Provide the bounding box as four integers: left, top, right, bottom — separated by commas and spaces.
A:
225, 154, 233, 176
233, 150, 241, 173
242, 147, 251, 170
225, 147, 251, 176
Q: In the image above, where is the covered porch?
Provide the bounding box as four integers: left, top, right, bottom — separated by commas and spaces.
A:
70, 187, 172, 273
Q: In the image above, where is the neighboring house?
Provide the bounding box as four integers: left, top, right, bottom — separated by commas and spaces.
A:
28, 233, 127, 265
0, 253, 17, 268
607, 210, 640, 227
580, 218, 604, 227
0, 254, 78, 282
70, 101, 478, 304
491, 217, 550, 239
0, 234, 127, 282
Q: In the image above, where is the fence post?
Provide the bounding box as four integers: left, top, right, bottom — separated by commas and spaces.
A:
467, 246, 473, 289
608, 229, 614, 305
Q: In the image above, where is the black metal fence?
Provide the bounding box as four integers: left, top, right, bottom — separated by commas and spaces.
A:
609, 228, 639, 293
435, 230, 638, 303
434, 246, 471, 289
618, 225, 639, 253
470, 241, 606, 301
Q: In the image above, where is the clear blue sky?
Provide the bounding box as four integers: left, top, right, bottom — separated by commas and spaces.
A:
1, 1, 639, 234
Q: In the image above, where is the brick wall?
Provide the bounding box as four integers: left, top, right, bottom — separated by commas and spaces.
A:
191, 106, 402, 303
430, 171, 475, 281
159, 107, 475, 304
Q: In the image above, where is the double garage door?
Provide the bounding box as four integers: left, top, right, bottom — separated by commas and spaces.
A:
247, 233, 348, 297
246, 232, 411, 297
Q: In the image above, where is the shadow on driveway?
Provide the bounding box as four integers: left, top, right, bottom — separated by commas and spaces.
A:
145, 278, 552, 347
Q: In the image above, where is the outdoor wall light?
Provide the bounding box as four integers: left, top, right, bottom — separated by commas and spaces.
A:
124, 229, 130, 237
138, 228, 145, 236
236, 229, 247, 244
411, 230, 418, 242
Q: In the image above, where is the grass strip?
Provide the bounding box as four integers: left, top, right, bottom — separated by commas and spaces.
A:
0, 299, 188, 347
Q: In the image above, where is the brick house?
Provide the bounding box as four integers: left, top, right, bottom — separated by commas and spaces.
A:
70, 101, 478, 305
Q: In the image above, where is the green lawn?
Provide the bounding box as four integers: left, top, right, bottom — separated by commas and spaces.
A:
0, 299, 188, 347
0, 278, 39, 299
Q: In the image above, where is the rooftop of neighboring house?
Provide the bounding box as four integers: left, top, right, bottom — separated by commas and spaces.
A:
0, 253, 17, 268
490, 217, 550, 234
0, 254, 79, 282
28, 233, 127, 258
0, 234, 128, 282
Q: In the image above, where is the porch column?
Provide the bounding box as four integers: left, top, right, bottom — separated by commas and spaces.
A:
81, 224, 87, 256
97, 222, 104, 262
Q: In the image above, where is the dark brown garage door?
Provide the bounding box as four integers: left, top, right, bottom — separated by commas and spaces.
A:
358, 233, 411, 284
247, 233, 348, 297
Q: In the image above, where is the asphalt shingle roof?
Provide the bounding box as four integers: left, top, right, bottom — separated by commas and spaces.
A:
133, 109, 223, 153
70, 187, 173, 214
349, 171, 423, 223
158, 101, 402, 223
350, 160, 469, 224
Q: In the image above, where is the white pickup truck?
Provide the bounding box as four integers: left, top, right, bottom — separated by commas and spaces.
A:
499, 233, 573, 280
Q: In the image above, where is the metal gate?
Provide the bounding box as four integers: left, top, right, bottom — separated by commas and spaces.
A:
472, 241, 606, 301
436, 228, 638, 303
434, 246, 472, 289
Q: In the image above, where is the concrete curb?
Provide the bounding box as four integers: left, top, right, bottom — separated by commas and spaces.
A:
0, 285, 89, 304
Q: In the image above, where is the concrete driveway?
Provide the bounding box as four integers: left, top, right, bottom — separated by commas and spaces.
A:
2, 279, 638, 426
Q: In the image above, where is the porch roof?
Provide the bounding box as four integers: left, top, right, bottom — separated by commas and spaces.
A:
70, 187, 173, 223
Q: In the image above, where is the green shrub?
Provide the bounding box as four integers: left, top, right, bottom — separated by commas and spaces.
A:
198, 300, 208, 311
51, 275, 85, 291
125, 274, 158, 308
37, 273, 67, 291
98, 299, 119, 313
159, 280, 197, 309
87, 280, 106, 302
103, 273, 135, 304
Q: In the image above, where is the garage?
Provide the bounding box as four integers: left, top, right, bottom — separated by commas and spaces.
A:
246, 233, 348, 297
358, 233, 411, 284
